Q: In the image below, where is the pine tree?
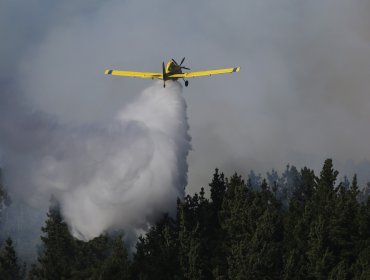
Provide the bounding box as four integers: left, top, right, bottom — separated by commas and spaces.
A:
353, 195, 370, 279
0, 237, 22, 280
98, 235, 131, 279
178, 197, 210, 280
244, 180, 283, 279
132, 214, 180, 280
317, 159, 338, 200
306, 216, 334, 279
207, 170, 228, 278
32, 202, 77, 279
220, 175, 284, 279
296, 167, 316, 204
305, 159, 339, 278
352, 247, 370, 279
72, 235, 111, 278
219, 174, 249, 279
247, 170, 262, 190
0, 169, 11, 224
329, 175, 360, 273
210, 168, 226, 212
282, 167, 316, 279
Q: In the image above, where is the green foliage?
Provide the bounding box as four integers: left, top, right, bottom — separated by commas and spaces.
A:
0, 184, 10, 210
132, 214, 180, 280
210, 168, 226, 212
282, 167, 316, 279
20, 159, 370, 279
220, 175, 283, 279
0, 169, 11, 225
28, 202, 124, 279
0, 238, 22, 280
31, 203, 77, 279
72, 235, 111, 278
97, 235, 131, 279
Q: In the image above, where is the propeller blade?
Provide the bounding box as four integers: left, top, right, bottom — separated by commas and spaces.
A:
172, 58, 178, 65
180, 57, 185, 65
181, 66, 190, 70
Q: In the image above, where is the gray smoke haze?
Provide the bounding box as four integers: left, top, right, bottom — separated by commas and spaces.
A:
1, 0, 370, 258
2, 81, 190, 241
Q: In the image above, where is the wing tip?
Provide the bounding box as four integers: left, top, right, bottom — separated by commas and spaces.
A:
105, 70, 113, 75
233, 67, 240, 73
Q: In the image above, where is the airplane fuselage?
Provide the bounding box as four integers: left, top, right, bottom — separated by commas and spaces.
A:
165, 61, 182, 80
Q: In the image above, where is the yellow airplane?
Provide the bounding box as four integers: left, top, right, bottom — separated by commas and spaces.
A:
105, 57, 240, 87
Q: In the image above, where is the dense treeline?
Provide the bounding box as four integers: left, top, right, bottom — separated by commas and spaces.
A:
1, 159, 370, 279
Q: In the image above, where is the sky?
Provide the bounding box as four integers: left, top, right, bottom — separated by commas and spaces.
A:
1, 0, 370, 233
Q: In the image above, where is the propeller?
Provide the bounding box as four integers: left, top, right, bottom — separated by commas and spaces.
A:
172, 57, 190, 70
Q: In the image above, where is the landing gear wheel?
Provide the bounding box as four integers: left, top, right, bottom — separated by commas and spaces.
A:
185, 80, 189, 87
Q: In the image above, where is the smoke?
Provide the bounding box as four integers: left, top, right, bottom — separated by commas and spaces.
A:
2, 0, 370, 258
185, 0, 370, 187
2, 0, 369, 191
1, 81, 190, 241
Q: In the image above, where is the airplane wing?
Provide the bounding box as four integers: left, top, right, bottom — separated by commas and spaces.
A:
105, 69, 163, 79
169, 67, 240, 78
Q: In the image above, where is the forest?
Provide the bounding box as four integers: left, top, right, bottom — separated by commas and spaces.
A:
0, 158, 370, 279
